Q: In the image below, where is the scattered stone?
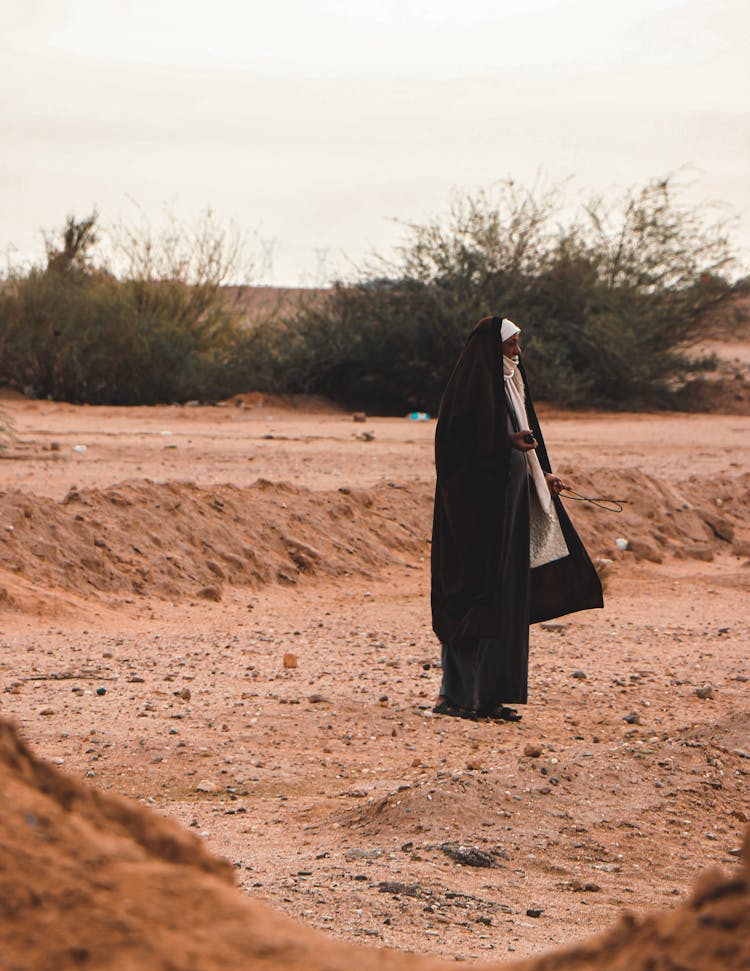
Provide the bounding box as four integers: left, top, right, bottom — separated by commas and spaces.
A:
526, 908, 544, 918
466, 759, 483, 771
377, 881, 422, 898
540, 622, 566, 633
196, 780, 219, 794
523, 743, 543, 758
283, 653, 298, 669
570, 880, 601, 893
439, 843, 497, 868
695, 684, 715, 700
623, 711, 640, 725
96, 687, 107, 696
50, 441, 61, 451
352, 412, 367, 422
614, 537, 629, 551
307, 693, 329, 704
178, 687, 192, 701
345, 848, 382, 861
39, 708, 55, 717
571, 670, 587, 680
197, 585, 222, 601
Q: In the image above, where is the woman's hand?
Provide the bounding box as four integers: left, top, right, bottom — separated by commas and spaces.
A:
510, 430, 538, 452
545, 472, 566, 496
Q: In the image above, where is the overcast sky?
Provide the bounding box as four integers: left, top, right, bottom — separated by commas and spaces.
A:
3, 0, 749, 284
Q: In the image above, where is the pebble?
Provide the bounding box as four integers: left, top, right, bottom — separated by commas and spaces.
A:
571, 670, 587, 680
283, 653, 298, 669
526, 908, 544, 918
695, 684, 715, 699
439, 843, 497, 868
523, 743, 543, 758
623, 711, 640, 724
540, 622, 566, 633
196, 780, 219, 793
178, 687, 192, 701
96, 687, 107, 696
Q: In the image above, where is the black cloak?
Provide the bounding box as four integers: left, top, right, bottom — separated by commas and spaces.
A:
431, 315, 603, 643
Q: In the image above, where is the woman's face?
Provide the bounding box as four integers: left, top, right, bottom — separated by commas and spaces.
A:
503, 334, 521, 358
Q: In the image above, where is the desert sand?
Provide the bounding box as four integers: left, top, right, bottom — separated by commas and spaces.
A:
0, 393, 748, 967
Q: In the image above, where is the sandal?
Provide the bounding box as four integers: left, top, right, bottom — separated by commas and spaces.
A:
432, 700, 477, 721
478, 705, 522, 722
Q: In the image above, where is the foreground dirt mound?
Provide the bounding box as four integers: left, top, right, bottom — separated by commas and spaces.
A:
0, 470, 747, 610
1, 717, 748, 971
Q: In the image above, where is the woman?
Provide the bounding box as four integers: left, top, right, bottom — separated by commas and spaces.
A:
431, 315, 603, 721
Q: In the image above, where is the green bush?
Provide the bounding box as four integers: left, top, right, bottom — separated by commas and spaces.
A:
258, 177, 744, 412
0, 184, 744, 410
0, 212, 251, 404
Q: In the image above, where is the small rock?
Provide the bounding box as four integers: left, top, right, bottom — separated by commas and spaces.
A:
526, 908, 544, 918
523, 743, 543, 758
623, 711, 640, 724
615, 537, 629, 551
571, 670, 587, 680
179, 687, 192, 701
307, 693, 329, 704
540, 622, 566, 633
39, 708, 55, 717
283, 653, 298, 669
439, 843, 497, 868
695, 684, 715, 700
96, 687, 107, 696
352, 412, 367, 422
50, 441, 61, 451
570, 880, 601, 893
197, 585, 222, 601
466, 759, 483, 771
196, 780, 219, 794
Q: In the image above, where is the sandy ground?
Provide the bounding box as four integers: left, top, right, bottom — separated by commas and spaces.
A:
1, 397, 749, 964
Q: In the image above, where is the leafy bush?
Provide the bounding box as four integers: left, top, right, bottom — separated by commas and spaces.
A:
259, 177, 744, 412
0, 182, 744, 411
0, 212, 251, 404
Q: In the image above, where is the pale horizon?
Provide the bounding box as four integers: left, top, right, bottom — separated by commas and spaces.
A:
4, 0, 749, 285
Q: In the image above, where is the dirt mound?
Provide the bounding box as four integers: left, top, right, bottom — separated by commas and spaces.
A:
0, 479, 432, 608
681, 709, 750, 756
555, 467, 750, 563
334, 773, 502, 840
1, 716, 748, 971
0, 469, 747, 611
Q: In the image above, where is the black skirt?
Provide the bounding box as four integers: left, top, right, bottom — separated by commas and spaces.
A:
439, 444, 530, 709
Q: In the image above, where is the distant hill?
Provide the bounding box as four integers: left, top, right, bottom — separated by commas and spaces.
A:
223, 285, 328, 325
